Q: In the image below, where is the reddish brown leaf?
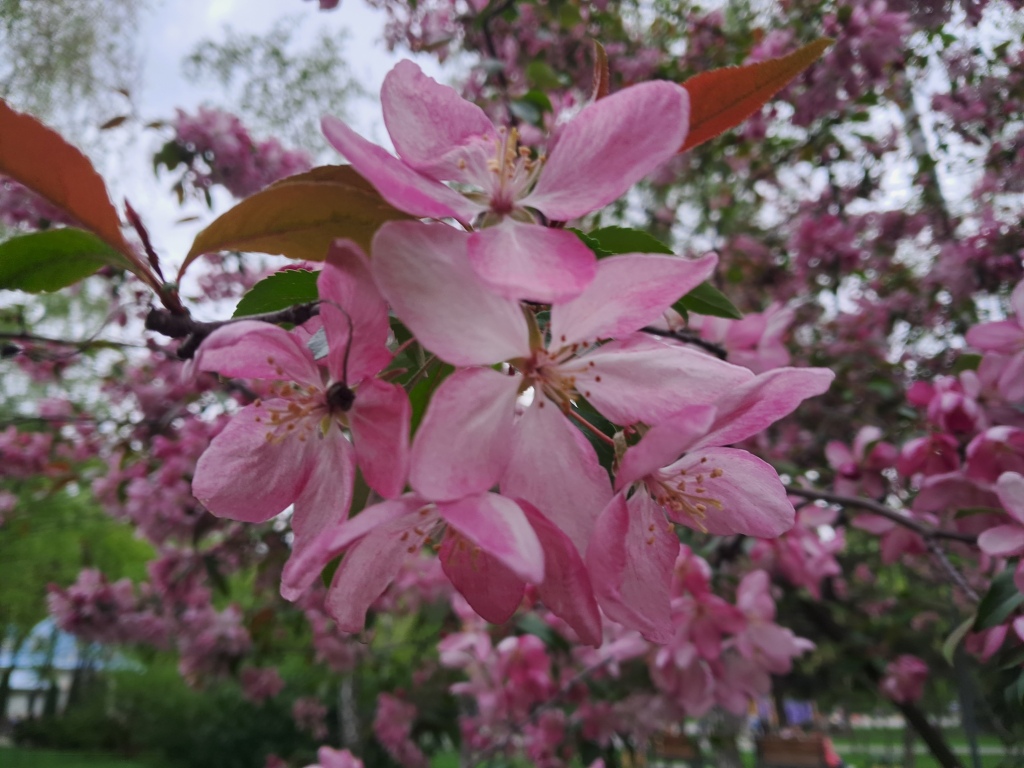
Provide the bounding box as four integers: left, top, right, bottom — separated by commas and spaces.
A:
100, 115, 129, 130
680, 38, 832, 152
589, 40, 610, 102
179, 165, 411, 279
0, 99, 135, 258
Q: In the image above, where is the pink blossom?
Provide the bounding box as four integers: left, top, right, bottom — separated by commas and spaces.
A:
240, 667, 285, 703
372, 219, 746, 550
732, 571, 814, 674
324, 60, 689, 301
879, 654, 929, 703
977, 472, 1024, 594
292, 696, 328, 741
689, 302, 795, 373
374, 694, 428, 768
170, 107, 311, 199
305, 748, 363, 768
587, 366, 833, 641
826, 426, 897, 498
967, 283, 1024, 402
192, 241, 409, 588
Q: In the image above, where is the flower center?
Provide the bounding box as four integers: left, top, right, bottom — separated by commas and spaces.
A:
397, 505, 442, 554
647, 457, 727, 533
485, 127, 545, 216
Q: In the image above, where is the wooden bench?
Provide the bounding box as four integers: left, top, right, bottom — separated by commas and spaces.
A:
756, 735, 831, 768
649, 732, 704, 767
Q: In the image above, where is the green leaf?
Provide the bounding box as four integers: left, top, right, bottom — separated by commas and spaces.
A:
942, 616, 975, 665
674, 282, 743, 320
1005, 671, 1024, 707
953, 353, 982, 373
587, 226, 674, 256
526, 61, 563, 89
516, 613, 554, 644
0, 228, 132, 293
974, 568, 1024, 632
570, 228, 610, 258
232, 269, 319, 318
408, 361, 455, 435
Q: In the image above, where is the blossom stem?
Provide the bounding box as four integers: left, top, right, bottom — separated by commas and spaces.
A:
784, 485, 977, 544
567, 408, 616, 447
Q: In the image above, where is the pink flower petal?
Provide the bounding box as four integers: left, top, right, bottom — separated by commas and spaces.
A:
997, 352, 1024, 402
325, 513, 420, 632
523, 81, 689, 220
291, 426, 355, 545
694, 367, 835, 449
440, 492, 545, 584
319, 240, 392, 384
996, 472, 1024, 525
659, 447, 795, 537
572, 335, 754, 426
616, 405, 717, 489
519, 500, 603, 646
321, 115, 479, 221
349, 378, 411, 499
978, 525, 1024, 557
501, 397, 612, 554
193, 401, 314, 522
372, 221, 531, 366
550, 253, 718, 347
439, 532, 525, 625
966, 320, 1024, 353
281, 430, 355, 598
467, 221, 597, 303
282, 495, 425, 601
381, 60, 496, 180
195, 321, 321, 388
586, 492, 678, 643
410, 368, 520, 501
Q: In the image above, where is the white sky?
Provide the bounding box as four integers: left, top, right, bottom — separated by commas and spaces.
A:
119, 0, 441, 281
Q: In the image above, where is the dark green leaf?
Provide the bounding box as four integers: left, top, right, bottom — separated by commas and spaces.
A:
0, 228, 131, 293
408, 361, 455, 435
525, 61, 563, 89
974, 568, 1024, 631
153, 139, 192, 174
570, 228, 610, 258
516, 613, 554, 644
953, 353, 982, 373
587, 226, 674, 256
232, 269, 319, 318
674, 282, 743, 320
942, 616, 975, 665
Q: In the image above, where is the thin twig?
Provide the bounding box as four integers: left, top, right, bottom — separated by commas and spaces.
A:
784, 485, 978, 544
0, 331, 146, 350
926, 538, 981, 603
640, 326, 728, 359
145, 302, 320, 360
473, 0, 519, 126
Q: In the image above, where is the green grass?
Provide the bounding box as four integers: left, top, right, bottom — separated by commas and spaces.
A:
0, 747, 151, 768
837, 753, 1011, 768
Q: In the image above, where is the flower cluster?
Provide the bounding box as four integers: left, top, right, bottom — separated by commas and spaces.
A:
189, 60, 833, 645
166, 107, 312, 200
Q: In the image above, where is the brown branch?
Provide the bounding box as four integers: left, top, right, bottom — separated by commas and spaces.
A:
640, 326, 728, 359
925, 538, 981, 603
798, 598, 965, 768
784, 485, 977, 544
145, 303, 320, 360
0, 331, 146, 351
